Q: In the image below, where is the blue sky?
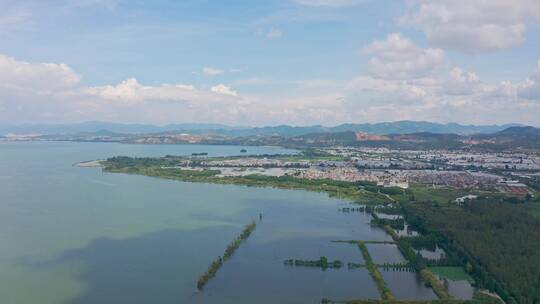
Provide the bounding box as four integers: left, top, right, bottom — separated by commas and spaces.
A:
1, 0, 539, 126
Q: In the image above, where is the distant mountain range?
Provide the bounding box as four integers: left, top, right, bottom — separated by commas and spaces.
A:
0, 121, 523, 136
3, 122, 538, 151
0, 121, 236, 135
287, 126, 540, 150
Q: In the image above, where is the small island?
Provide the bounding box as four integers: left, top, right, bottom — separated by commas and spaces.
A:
192, 152, 208, 156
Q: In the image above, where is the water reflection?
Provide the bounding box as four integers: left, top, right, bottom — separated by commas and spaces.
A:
196, 256, 379, 303
381, 270, 438, 300
444, 279, 474, 300
0, 142, 441, 303
193, 204, 389, 302
24, 228, 239, 304
366, 244, 406, 264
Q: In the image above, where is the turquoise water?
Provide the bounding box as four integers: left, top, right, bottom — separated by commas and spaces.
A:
0, 141, 435, 303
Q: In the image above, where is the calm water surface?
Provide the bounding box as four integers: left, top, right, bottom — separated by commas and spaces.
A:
445, 279, 474, 300
0, 141, 435, 303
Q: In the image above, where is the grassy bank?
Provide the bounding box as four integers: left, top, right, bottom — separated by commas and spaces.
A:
102, 164, 390, 204
420, 269, 452, 300
428, 267, 473, 282
357, 241, 394, 301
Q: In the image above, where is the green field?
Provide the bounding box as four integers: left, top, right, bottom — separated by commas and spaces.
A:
407, 185, 469, 204
526, 203, 540, 219
428, 267, 473, 282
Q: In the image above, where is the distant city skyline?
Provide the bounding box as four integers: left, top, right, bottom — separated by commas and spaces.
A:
1, 0, 540, 126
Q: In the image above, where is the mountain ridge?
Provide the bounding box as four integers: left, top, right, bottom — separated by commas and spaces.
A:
0, 120, 524, 136
289, 126, 540, 150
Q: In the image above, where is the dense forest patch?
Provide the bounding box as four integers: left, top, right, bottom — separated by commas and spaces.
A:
403, 199, 540, 304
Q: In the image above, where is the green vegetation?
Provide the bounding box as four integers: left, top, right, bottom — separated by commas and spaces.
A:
346, 262, 367, 269
347, 262, 411, 271
374, 205, 403, 215
404, 185, 469, 205
284, 256, 343, 270
472, 291, 505, 304
196, 258, 222, 291
338, 206, 369, 212
369, 212, 456, 301
420, 268, 452, 300
379, 187, 404, 196
283, 148, 348, 161
403, 198, 540, 304
102, 156, 391, 204
357, 241, 394, 301
395, 238, 426, 271
526, 202, 540, 219
368, 194, 536, 303
382, 225, 399, 241
378, 262, 412, 271
323, 291, 502, 304
428, 267, 473, 282
368, 212, 401, 241
371, 217, 405, 231
102, 155, 539, 303
402, 235, 438, 251
323, 298, 496, 304
196, 221, 256, 290
364, 240, 395, 244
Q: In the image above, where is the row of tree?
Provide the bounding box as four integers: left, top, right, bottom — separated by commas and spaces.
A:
196, 221, 257, 290
284, 257, 343, 270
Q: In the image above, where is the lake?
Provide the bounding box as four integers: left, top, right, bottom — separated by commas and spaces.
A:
0, 141, 436, 303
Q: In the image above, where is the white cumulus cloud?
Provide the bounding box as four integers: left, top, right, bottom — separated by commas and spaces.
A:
399, 0, 540, 53
362, 33, 444, 80
0, 54, 81, 91
0, 50, 539, 126
345, 35, 540, 125
85, 78, 240, 103
211, 84, 238, 96
517, 60, 540, 100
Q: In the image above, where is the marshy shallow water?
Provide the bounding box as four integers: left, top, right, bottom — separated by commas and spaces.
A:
0, 141, 441, 303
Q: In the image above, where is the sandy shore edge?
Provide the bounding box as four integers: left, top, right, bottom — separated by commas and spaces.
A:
73, 160, 104, 167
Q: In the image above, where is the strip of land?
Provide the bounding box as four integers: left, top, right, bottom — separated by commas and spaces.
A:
196, 221, 257, 290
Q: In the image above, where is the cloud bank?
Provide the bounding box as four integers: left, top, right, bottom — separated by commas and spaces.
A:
399, 0, 540, 53
1, 48, 539, 126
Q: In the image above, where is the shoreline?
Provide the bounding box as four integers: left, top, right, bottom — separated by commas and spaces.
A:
73, 160, 104, 168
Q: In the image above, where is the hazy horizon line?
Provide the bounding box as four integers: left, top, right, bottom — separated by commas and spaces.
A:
1, 120, 533, 128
